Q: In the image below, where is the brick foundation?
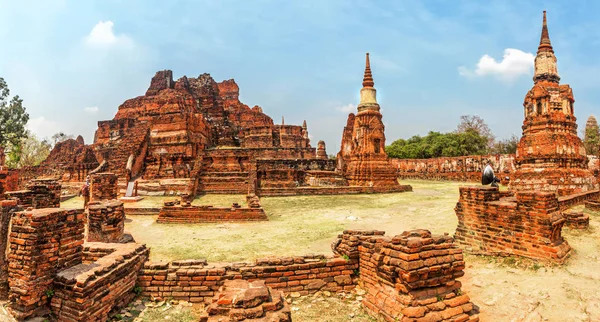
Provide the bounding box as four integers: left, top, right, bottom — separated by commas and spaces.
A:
7, 208, 85, 320
90, 173, 119, 201
51, 242, 149, 322
87, 200, 125, 243
454, 186, 571, 263
157, 204, 268, 223
5, 178, 61, 209
200, 280, 291, 322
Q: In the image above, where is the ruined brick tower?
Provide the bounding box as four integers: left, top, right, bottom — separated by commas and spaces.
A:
510, 11, 598, 196
337, 53, 400, 188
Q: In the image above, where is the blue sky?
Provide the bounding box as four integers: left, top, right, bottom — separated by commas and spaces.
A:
1, 0, 600, 151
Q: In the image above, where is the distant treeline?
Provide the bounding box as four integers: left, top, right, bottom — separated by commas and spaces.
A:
385, 115, 519, 159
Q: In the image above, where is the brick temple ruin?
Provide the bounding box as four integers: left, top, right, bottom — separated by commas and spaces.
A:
509, 11, 598, 195
0, 172, 478, 321
6, 55, 410, 198
453, 12, 600, 264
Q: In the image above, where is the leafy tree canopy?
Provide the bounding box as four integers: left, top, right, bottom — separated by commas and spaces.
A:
386, 115, 518, 159
0, 77, 29, 150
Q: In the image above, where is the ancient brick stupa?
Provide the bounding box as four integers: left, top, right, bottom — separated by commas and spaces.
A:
510, 11, 598, 196
337, 53, 400, 188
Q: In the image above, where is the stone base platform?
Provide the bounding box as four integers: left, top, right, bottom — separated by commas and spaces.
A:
118, 196, 144, 202
157, 205, 268, 223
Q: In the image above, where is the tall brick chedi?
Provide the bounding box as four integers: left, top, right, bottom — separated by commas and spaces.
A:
337, 53, 400, 188
510, 11, 598, 196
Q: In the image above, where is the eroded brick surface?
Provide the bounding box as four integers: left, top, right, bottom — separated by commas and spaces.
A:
454, 186, 571, 263
199, 280, 291, 322
7, 208, 85, 320
510, 12, 598, 196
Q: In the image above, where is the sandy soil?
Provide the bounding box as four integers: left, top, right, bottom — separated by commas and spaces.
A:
60, 180, 600, 321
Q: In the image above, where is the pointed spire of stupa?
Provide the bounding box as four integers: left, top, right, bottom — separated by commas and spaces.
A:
538, 11, 554, 54
362, 53, 374, 88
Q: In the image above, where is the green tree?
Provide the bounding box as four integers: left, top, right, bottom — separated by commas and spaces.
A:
0, 78, 29, 155
491, 135, 519, 154
51, 132, 74, 147
455, 115, 495, 150
6, 131, 51, 168
386, 128, 490, 159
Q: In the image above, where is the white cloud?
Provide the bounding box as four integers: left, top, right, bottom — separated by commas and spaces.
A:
458, 48, 535, 81
27, 116, 61, 140
336, 103, 356, 113
84, 21, 133, 47
84, 106, 99, 114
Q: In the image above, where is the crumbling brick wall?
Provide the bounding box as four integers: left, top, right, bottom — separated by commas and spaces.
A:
139, 229, 479, 322
90, 173, 119, 201
7, 208, 85, 320
392, 154, 515, 183
51, 242, 149, 322
353, 229, 479, 322
5, 178, 61, 209
0, 200, 20, 299
138, 255, 357, 303
87, 200, 125, 243
455, 186, 571, 263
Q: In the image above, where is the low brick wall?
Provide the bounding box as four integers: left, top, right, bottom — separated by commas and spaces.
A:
257, 185, 412, 197
558, 190, 600, 210
51, 243, 149, 322
87, 200, 125, 243
157, 205, 268, 223
90, 173, 118, 201
392, 154, 515, 184
5, 178, 61, 209
585, 200, 600, 212
139, 229, 480, 322
564, 212, 590, 229
455, 186, 571, 263
138, 255, 357, 303
7, 208, 85, 320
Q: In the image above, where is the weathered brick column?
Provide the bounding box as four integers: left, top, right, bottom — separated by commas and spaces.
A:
356, 229, 479, 322
90, 173, 118, 201
87, 200, 125, 243
7, 208, 85, 320
0, 200, 20, 299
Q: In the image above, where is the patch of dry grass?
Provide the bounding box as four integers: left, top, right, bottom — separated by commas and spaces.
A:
124, 180, 464, 262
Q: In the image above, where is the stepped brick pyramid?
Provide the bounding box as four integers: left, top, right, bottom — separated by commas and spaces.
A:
510, 11, 598, 196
